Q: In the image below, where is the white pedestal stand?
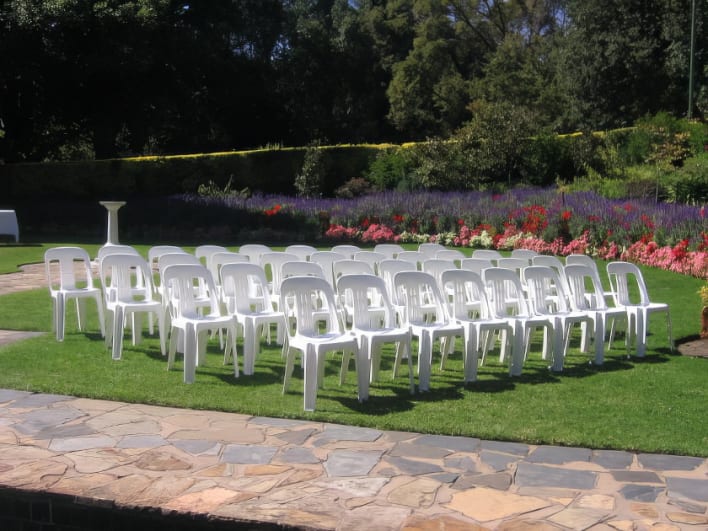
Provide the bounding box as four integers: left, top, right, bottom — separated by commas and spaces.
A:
99, 201, 126, 246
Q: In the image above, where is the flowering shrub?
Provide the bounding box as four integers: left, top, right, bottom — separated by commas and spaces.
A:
182, 187, 707, 278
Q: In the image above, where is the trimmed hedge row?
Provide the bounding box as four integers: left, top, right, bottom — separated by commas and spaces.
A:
0, 145, 382, 203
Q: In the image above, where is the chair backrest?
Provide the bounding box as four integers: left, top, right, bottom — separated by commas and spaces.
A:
441, 269, 493, 320
280, 276, 343, 336
96, 245, 139, 262
44, 246, 95, 292
260, 252, 299, 294
533, 255, 571, 299
195, 245, 228, 267
148, 246, 186, 270
331, 244, 361, 259
374, 243, 404, 259
394, 271, 449, 325
336, 274, 397, 329
353, 251, 386, 272
483, 267, 530, 318
564, 263, 609, 311
209, 252, 249, 284
162, 264, 220, 318
281, 260, 326, 280
607, 261, 651, 306
285, 244, 317, 261
333, 259, 374, 280
309, 251, 346, 287
220, 262, 273, 315
498, 257, 529, 274
436, 249, 465, 263
418, 242, 445, 258
472, 249, 502, 263
565, 254, 596, 267
422, 259, 456, 293
460, 257, 494, 275
510, 249, 539, 263
522, 265, 571, 315
377, 259, 416, 305
100, 253, 155, 302
238, 244, 272, 263
396, 250, 425, 269
158, 253, 201, 291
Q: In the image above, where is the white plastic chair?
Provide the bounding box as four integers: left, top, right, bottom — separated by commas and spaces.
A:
331, 244, 362, 259
461, 257, 494, 276
285, 244, 318, 261
96, 245, 140, 262
353, 251, 386, 273
99, 253, 166, 360
418, 242, 446, 258
397, 250, 426, 270
148, 245, 186, 272
377, 259, 416, 321
220, 263, 286, 375
436, 249, 465, 264
441, 269, 514, 382
511, 249, 539, 263
337, 274, 414, 393
44, 247, 105, 341
394, 271, 464, 391
195, 245, 228, 269
564, 263, 629, 364
566, 254, 614, 303
209, 252, 249, 294
374, 243, 404, 259
238, 243, 272, 264
309, 251, 346, 288
483, 267, 555, 376
279, 276, 361, 411
163, 264, 238, 383
260, 252, 299, 303
522, 265, 594, 371
606, 261, 673, 357
472, 249, 502, 263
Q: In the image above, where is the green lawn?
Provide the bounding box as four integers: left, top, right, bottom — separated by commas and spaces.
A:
0, 243, 706, 456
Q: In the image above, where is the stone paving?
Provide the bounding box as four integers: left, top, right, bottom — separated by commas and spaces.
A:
0, 262, 707, 529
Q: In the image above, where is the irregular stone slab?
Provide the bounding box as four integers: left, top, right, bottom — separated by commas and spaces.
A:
1, 459, 68, 488
169, 428, 264, 444
444, 456, 478, 472
65, 448, 136, 473
324, 450, 382, 477
385, 456, 444, 476
480, 450, 518, 472
135, 450, 192, 471
402, 514, 487, 531
515, 463, 597, 490
312, 477, 389, 497
591, 449, 634, 469
341, 504, 412, 531
116, 434, 168, 449
497, 519, 563, 530
619, 484, 664, 502
428, 472, 459, 484
49, 435, 117, 452
250, 416, 315, 428
101, 419, 161, 437
34, 423, 97, 440
49, 473, 118, 496
637, 453, 704, 471
313, 425, 382, 444
8, 393, 72, 408
413, 434, 480, 452
526, 446, 591, 465
133, 476, 195, 505
170, 439, 221, 455
221, 444, 277, 465
453, 472, 512, 491
666, 512, 708, 525
610, 470, 662, 483
575, 494, 615, 511
548, 507, 609, 530
387, 477, 440, 508
480, 440, 530, 456
668, 497, 707, 513
279, 447, 320, 464
163, 486, 241, 513
245, 464, 291, 476
390, 442, 452, 459
666, 477, 708, 502
14, 408, 85, 433
275, 428, 316, 445
446, 487, 551, 522
87, 474, 153, 503
0, 389, 32, 403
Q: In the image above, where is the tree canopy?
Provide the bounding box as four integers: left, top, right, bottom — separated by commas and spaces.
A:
0, 0, 705, 161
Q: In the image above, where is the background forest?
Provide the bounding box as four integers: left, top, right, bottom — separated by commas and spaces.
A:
1, 0, 706, 163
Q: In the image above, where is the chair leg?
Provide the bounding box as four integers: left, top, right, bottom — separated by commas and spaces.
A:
303, 346, 318, 412
111, 306, 124, 361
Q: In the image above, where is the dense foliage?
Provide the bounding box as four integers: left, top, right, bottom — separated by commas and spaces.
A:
1, 0, 706, 162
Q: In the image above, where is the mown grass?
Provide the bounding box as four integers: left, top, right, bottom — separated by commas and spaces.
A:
0, 244, 706, 456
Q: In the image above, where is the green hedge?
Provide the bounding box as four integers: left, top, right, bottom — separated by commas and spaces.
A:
0, 145, 383, 203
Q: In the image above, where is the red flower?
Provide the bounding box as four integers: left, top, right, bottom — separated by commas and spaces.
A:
392, 214, 404, 223
458, 218, 465, 226
361, 217, 370, 229
561, 210, 572, 221
264, 204, 282, 216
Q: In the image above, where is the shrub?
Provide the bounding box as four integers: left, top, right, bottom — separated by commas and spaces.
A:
294, 142, 327, 198
334, 177, 375, 198
366, 148, 414, 190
